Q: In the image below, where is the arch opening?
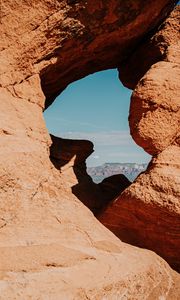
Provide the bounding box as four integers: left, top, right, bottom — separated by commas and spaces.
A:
44, 69, 151, 214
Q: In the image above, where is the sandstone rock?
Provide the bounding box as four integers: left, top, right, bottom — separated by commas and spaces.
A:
50, 135, 104, 213
50, 135, 130, 214
50, 134, 94, 165
0, 0, 176, 107
1, 0, 180, 298
119, 6, 180, 89
129, 61, 180, 155
97, 174, 131, 213
99, 8, 180, 273
99, 146, 180, 272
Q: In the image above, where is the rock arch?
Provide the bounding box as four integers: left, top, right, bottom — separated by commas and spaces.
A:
0, 1, 179, 298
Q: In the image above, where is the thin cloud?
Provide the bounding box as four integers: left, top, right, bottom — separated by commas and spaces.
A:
92, 155, 100, 159
49, 130, 151, 165
57, 130, 134, 147
107, 152, 148, 158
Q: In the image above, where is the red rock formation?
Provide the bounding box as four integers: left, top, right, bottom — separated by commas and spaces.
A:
129, 61, 180, 155
50, 134, 94, 164
0, 0, 176, 107
99, 145, 180, 270
0, 0, 180, 298
119, 6, 180, 89
99, 7, 180, 272
97, 174, 131, 211
50, 135, 131, 214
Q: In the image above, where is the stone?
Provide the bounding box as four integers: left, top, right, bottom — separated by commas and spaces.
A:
99, 8, 180, 273
50, 134, 94, 165
99, 145, 180, 271
0, 0, 177, 107
50, 135, 130, 215
119, 6, 180, 89
97, 174, 131, 212
0, 0, 180, 298
129, 61, 180, 155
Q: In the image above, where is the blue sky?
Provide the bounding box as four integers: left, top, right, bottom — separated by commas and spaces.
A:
44, 69, 151, 166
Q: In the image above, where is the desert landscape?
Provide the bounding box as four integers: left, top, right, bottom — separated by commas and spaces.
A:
0, 0, 180, 299
88, 163, 147, 183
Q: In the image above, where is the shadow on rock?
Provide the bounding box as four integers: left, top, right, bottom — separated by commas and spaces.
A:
50, 134, 131, 215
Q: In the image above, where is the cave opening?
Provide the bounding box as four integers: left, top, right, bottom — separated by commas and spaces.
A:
43, 68, 150, 214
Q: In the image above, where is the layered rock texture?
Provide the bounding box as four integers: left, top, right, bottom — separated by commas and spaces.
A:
100, 6, 180, 272
0, 0, 180, 298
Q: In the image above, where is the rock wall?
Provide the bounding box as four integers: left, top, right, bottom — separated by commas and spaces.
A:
0, 0, 180, 298
100, 7, 180, 272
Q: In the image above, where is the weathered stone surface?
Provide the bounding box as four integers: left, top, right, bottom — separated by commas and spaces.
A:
119, 6, 180, 89
97, 174, 131, 212
129, 61, 180, 155
50, 134, 94, 164
99, 8, 180, 272
0, 0, 176, 107
50, 135, 130, 214
50, 135, 103, 213
99, 145, 180, 271
0, 0, 180, 298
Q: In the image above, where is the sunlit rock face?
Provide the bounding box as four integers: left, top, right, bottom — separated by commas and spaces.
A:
100, 7, 180, 272
0, 0, 180, 298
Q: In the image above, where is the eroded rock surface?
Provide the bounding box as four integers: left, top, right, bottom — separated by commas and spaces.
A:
99, 145, 180, 271
0, 0, 180, 298
0, 0, 177, 107
129, 61, 180, 155
100, 7, 180, 272
119, 6, 180, 89
50, 135, 130, 214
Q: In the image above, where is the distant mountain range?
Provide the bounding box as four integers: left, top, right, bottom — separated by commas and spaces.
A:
87, 163, 147, 183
